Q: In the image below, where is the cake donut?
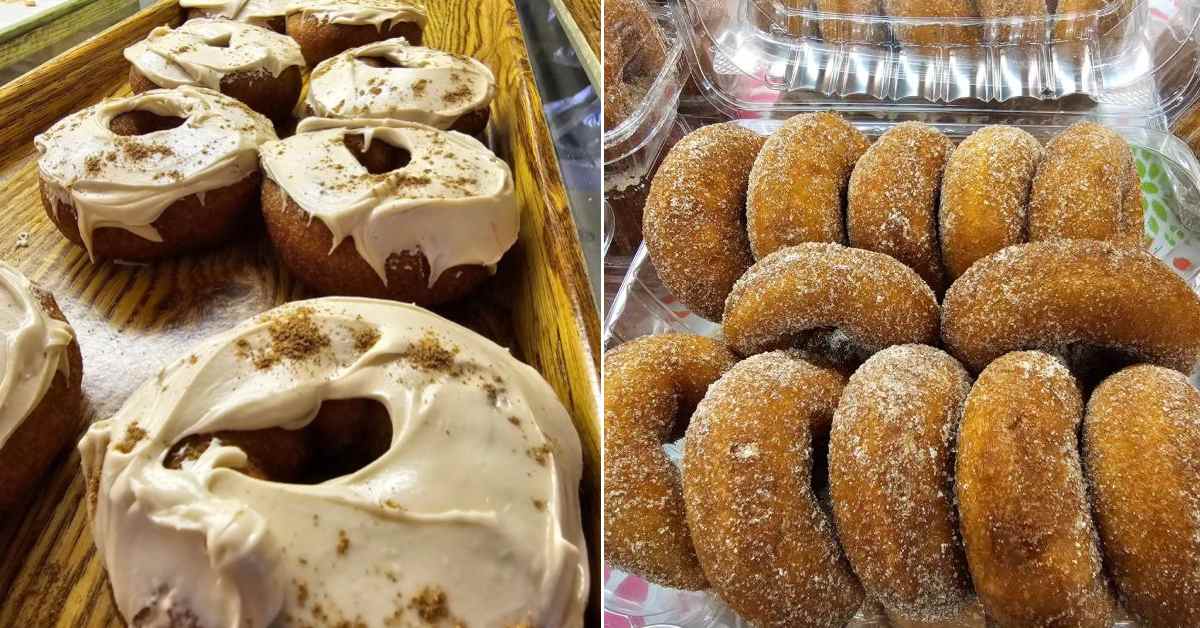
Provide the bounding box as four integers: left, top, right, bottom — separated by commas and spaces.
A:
683, 351, 864, 627
258, 118, 517, 305
284, 0, 425, 66
747, 112, 871, 258
604, 333, 736, 590
723, 243, 939, 361
815, 0, 886, 44
1084, 365, 1200, 627
79, 297, 589, 627
941, 240, 1200, 374
35, 86, 276, 261
1028, 122, 1143, 247
306, 39, 495, 136
847, 122, 954, 293
829, 345, 973, 621
884, 0, 980, 46
956, 351, 1116, 627
604, 0, 669, 130
125, 19, 304, 124
180, 0, 288, 32
643, 122, 765, 321
939, 126, 1042, 281
0, 264, 82, 510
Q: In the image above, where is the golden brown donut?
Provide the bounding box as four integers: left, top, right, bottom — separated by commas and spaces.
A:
1028, 122, 1143, 247
884, 0, 980, 45
1084, 365, 1200, 627
940, 126, 1042, 281
723, 243, 940, 361
644, 122, 766, 321
956, 351, 1116, 627
603, 0, 668, 130
848, 122, 954, 293
284, 8, 423, 66
683, 351, 863, 627
941, 240, 1200, 374
816, 0, 886, 43
829, 344, 973, 621
977, 0, 1047, 38
604, 333, 737, 590
747, 112, 871, 258
1055, 0, 1134, 39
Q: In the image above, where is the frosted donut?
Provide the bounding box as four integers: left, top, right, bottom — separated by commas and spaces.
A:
1084, 365, 1200, 627
643, 122, 766, 321
306, 39, 495, 136
848, 122, 954, 293
683, 351, 864, 627
35, 86, 276, 261
956, 351, 1115, 627
125, 19, 305, 123
0, 263, 82, 510
79, 297, 588, 627
258, 118, 517, 305
941, 240, 1200, 374
1028, 122, 1143, 247
180, 0, 288, 32
747, 111, 871, 258
829, 345, 973, 621
604, 333, 736, 590
722, 243, 939, 362
939, 126, 1042, 281
284, 0, 425, 66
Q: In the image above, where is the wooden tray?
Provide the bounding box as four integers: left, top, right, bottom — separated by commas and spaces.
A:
0, 0, 601, 624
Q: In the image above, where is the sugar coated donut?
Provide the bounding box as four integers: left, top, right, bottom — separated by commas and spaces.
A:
284, 0, 425, 66
604, 0, 669, 130
939, 126, 1042, 281
1084, 365, 1200, 627
829, 345, 973, 621
644, 122, 766, 321
941, 240, 1200, 374
35, 86, 276, 261
723, 243, 939, 361
259, 118, 516, 304
848, 122, 954, 293
125, 19, 304, 123
815, 0, 887, 43
683, 351, 863, 628
747, 112, 871, 258
956, 351, 1115, 627
0, 263, 82, 510
1028, 122, 1143, 247
80, 297, 588, 627
180, 0, 287, 31
604, 333, 736, 590
306, 39, 495, 135
884, 0, 980, 46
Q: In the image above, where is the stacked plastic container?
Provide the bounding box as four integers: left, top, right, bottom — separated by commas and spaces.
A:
602, 0, 1200, 625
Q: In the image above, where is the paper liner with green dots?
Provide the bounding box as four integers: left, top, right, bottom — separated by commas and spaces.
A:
1136, 146, 1200, 287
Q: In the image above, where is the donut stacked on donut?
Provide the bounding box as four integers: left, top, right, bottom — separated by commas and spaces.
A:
34, 86, 276, 261
284, 0, 425, 65
258, 118, 517, 304
80, 297, 588, 627
125, 19, 305, 123
306, 38, 496, 135
603, 0, 669, 131
0, 263, 82, 510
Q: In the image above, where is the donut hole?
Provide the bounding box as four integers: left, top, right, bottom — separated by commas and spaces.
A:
109, 110, 187, 136
358, 55, 409, 69
810, 421, 833, 507
344, 133, 412, 174
163, 398, 393, 484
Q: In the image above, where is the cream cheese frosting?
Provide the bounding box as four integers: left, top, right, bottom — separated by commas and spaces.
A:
0, 263, 73, 451
260, 118, 518, 286
307, 39, 495, 129
285, 0, 427, 30
35, 86, 277, 260
180, 0, 289, 24
124, 19, 305, 91
79, 297, 589, 627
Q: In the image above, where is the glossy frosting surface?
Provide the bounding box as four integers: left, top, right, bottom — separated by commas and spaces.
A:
125, 19, 305, 90
181, 0, 290, 23
285, 0, 427, 29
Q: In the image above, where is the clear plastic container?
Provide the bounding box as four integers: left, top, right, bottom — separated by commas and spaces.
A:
602, 119, 1200, 625
669, 0, 1200, 125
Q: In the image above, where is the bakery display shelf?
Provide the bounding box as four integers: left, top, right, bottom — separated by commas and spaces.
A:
0, 1, 601, 625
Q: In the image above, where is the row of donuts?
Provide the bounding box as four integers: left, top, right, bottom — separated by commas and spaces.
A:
605, 238, 1200, 628
644, 113, 1142, 320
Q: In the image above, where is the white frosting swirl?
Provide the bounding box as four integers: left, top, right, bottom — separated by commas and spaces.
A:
285, 0, 427, 30
79, 297, 588, 627
34, 86, 277, 260
180, 0, 289, 24
260, 118, 518, 286
0, 263, 73, 451
307, 39, 495, 129
124, 19, 305, 91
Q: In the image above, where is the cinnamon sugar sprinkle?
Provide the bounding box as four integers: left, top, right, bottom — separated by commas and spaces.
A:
237, 306, 333, 370
115, 423, 147, 454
